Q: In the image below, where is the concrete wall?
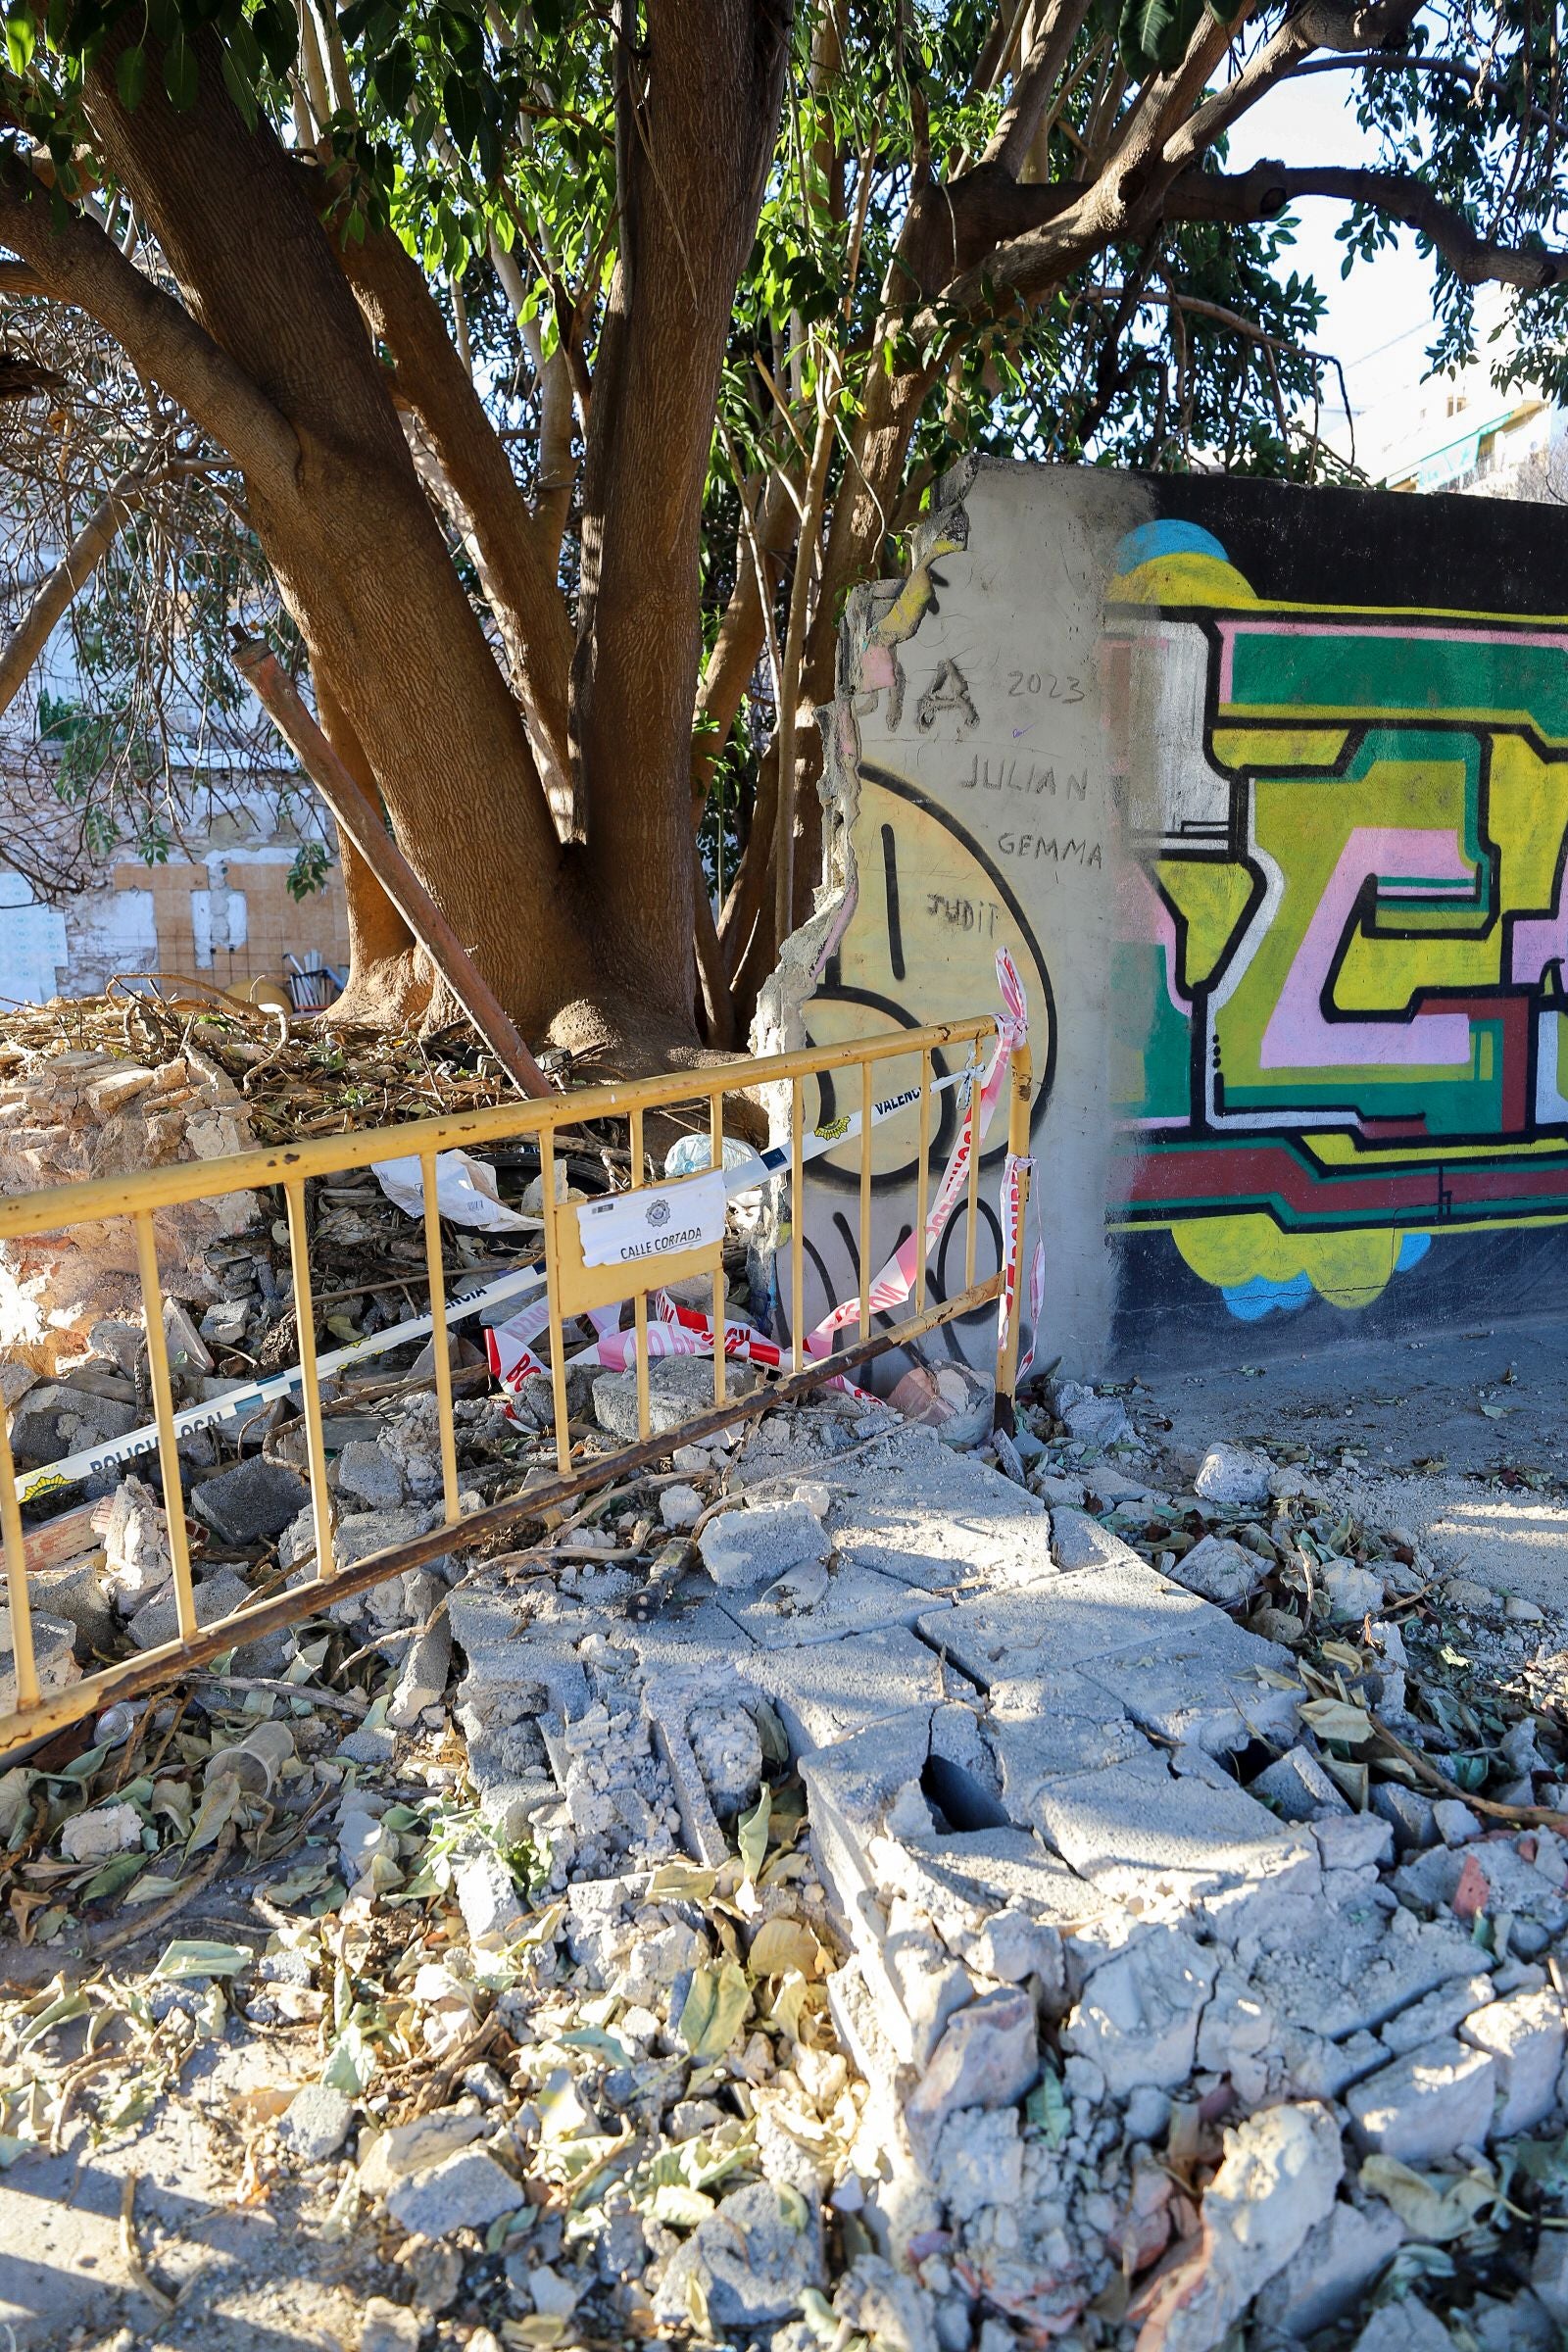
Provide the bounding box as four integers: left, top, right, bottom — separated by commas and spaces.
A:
762, 461, 1568, 1375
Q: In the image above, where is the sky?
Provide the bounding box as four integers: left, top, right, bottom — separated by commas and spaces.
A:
1220, 62, 1443, 447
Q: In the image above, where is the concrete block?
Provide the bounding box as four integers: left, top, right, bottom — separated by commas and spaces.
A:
386, 1615, 452, 1729
1028, 1753, 1320, 1931
1254, 2198, 1406, 2341
1460, 1988, 1566, 2135
455, 1638, 589, 1726
336, 1440, 405, 1510
1050, 1508, 1142, 1574
918, 1557, 1210, 1690
1168, 1533, 1269, 1608
1313, 1812, 1395, 1873
1250, 1745, 1349, 1822
1063, 1928, 1218, 2097
1347, 2037, 1496, 2163
29, 1557, 113, 1658
1248, 1914, 1491, 2046
698, 1500, 828, 1592
1077, 1612, 1300, 1756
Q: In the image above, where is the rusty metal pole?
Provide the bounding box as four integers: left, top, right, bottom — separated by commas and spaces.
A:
232, 634, 554, 1101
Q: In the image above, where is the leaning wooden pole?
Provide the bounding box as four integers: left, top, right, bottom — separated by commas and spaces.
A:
232, 634, 553, 1101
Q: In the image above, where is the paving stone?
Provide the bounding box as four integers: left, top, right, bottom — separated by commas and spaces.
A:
455, 1637, 589, 1726
1167, 1533, 1269, 1608
1253, 2196, 1406, 2342
336, 1507, 448, 1584
1460, 1987, 1567, 2135
743, 1626, 949, 1755
918, 1557, 1210, 1690
1347, 2037, 1496, 2163
1063, 1927, 1218, 2096
1244, 1912, 1491, 2045
128, 1569, 254, 1652
1050, 1509, 1142, 1574
1250, 1745, 1349, 1822
721, 1560, 947, 1649
818, 1424, 1054, 1592
1028, 1753, 1320, 1931
879, 1826, 1103, 2008
1077, 1613, 1300, 1757
189, 1455, 310, 1544
983, 1672, 1145, 1805
1434, 1797, 1484, 1845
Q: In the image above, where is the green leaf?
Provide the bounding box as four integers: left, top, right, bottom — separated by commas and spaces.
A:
6, 11, 35, 75
80, 1851, 147, 1901
186, 1772, 240, 1854
115, 40, 146, 107
675, 1962, 751, 2060
252, 0, 296, 77
220, 38, 257, 127
1025, 2067, 1070, 2147
737, 1785, 770, 1885
164, 27, 197, 109
153, 1937, 251, 1979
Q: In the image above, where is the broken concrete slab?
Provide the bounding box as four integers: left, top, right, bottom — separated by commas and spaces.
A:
1063, 1927, 1218, 2097
917, 1555, 1211, 1689
594, 1356, 759, 1442
383, 2146, 524, 2237
1076, 1611, 1300, 1757
721, 1560, 949, 1649
1027, 1752, 1320, 1930
1346, 2037, 1496, 2163
808, 1424, 1056, 1592
982, 1671, 1146, 1805
1193, 1444, 1272, 1508
741, 1625, 950, 1756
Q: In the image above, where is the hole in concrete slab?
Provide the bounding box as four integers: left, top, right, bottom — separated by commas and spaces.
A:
1231, 1739, 1274, 1786
921, 1751, 1010, 1833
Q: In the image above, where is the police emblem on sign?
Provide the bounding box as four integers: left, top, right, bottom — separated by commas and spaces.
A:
647, 1197, 672, 1229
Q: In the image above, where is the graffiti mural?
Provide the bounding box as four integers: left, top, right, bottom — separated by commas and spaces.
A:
1107, 518, 1568, 1321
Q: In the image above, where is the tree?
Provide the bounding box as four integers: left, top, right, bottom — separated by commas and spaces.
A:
0, 0, 1564, 1064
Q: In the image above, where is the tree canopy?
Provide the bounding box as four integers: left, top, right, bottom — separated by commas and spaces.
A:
1, 0, 1564, 1059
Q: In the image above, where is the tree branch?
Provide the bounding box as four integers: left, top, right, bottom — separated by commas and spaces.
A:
1168, 160, 1568, 287
984, 0, 1095, 176
0, 151, 298, 490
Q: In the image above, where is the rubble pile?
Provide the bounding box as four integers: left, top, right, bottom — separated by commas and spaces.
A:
6, 1021, 1568, 2345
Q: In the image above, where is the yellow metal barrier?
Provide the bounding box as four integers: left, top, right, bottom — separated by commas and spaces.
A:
0, 1015, 1032, 1754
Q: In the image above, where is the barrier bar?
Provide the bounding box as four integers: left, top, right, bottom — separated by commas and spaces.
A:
0, 1408, 38, 1711
790, 1076, 805, 1376
915, 1046, 932, 1314
420, 1150, 462, 1526
631, 1105, 650, 1441
858, 1060, 873, 1343
283, 1181, 335, 1582
710, 1089, 726, 1407
133, 1210, 199, 1642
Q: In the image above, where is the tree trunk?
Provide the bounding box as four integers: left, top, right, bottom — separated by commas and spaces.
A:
84, 31, 596, 1038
